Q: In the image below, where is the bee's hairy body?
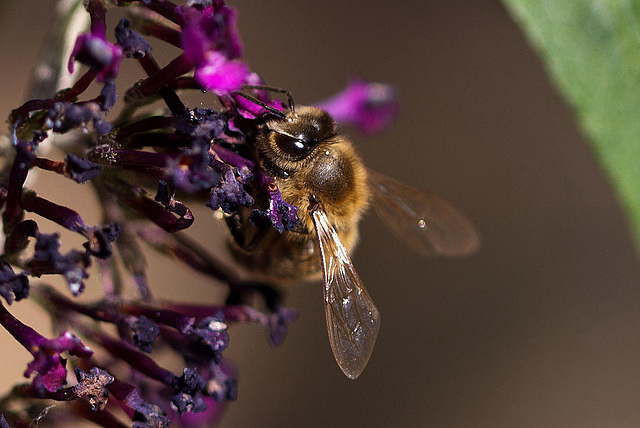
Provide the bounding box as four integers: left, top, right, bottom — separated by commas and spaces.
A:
227, 106, 369, 283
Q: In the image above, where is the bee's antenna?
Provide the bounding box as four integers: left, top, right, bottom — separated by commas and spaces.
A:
242, 85, 296, 114
232, 91, 288, 120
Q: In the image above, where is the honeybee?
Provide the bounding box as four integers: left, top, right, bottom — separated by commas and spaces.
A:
224, 88, 480, 379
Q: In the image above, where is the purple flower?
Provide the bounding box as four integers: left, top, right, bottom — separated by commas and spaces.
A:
193, 52, 250, 95
0, 0, 410, 424
181, 4, 243, 63
315, 78, 399, 135
0, 303, 93, 393
181, 5, 249, 94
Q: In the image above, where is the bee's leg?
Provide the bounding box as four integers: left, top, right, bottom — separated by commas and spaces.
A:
225, 282, 283, 312
225, 212, 271, 252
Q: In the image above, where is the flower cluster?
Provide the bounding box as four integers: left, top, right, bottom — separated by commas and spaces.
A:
0, 0, 397, 426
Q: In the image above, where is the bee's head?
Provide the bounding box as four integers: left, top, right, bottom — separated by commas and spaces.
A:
265, 106, 337, 162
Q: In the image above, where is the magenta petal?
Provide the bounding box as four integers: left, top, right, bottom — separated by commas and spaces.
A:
29, 357, 68, 392
194, 53, 249, 95
315, 79, 399, 135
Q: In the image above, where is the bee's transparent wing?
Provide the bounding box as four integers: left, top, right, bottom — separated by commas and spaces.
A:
310, 208, 380, 379
368, 168, 480, 257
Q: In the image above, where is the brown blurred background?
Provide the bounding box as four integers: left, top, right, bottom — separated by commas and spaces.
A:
3, 1, 640, 427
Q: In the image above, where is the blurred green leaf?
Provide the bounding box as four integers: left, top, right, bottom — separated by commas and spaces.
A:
502, 0, 640, 246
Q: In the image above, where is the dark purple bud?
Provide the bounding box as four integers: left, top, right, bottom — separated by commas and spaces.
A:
154, 180, 172, 206
68, 33, 123, 81
22, 191, 86, 233
83, 223, 122, 258
100, 79, 118, 111
315, 79, 399, 135
33, 233, 61, 260
121, 303, 196, 333
206, 169, 253, 214
30, 233, 90, 296
3, 141, 36, 228
47, 100, 110, 135
171, 368, 207, 415
0, 261, 29, 304
115, 18, 152, 59
64, 154, 103, 183
93, 117, 113, 135
72, 367, 114, 411
0, 414, 9, 428
268, 307, 299, 346
164, 304, 298, 347
129, 315, 160, 353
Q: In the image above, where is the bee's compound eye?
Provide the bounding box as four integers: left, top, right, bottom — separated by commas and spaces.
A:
275, 134, 318, 160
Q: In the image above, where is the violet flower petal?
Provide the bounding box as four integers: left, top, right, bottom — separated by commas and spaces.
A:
0, 303, 93, 393
181, 4, 243, 64
194, 52, 250, 95
315, 79, 399, 135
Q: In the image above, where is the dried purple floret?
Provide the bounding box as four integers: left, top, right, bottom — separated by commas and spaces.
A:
206, 169, 254, 214
64, 154, 103, 184
0, 262, 28, 305
115, 18, 152, 59
130, 315, 161, 353
72, 367, 114, 411
171, 368, 207, 415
